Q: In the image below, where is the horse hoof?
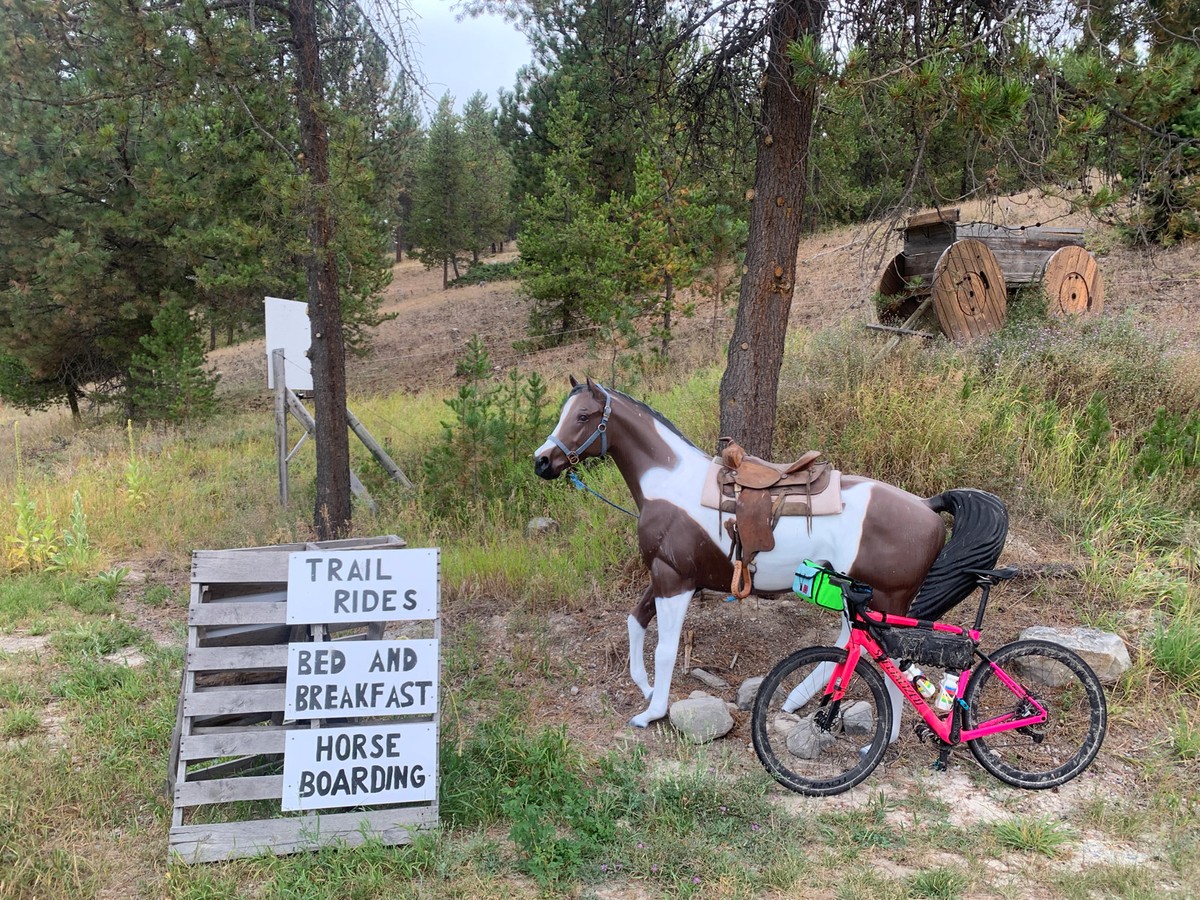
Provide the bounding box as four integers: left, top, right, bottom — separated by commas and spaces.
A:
628, 717, 648, 729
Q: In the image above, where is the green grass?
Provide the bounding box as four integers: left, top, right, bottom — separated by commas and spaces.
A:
991, 816, 1076, 857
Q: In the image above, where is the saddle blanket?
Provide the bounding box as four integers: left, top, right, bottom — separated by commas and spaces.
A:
700, 459, 844, 517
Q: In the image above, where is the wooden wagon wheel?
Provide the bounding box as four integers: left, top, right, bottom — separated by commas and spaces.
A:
1042, 245, 1103, 317
930, 239, 1008, 342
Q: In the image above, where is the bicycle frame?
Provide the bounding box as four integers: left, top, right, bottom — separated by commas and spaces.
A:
820, 606, 1049, 747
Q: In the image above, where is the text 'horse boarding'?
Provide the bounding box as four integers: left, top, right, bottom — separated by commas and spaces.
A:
534, 378, 1008, 729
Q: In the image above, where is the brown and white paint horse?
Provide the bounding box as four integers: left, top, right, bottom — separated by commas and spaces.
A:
535, 378, 955, 729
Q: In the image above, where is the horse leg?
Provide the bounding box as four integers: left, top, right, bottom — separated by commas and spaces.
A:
630, 589, 692, 728
627, 586, 655, 700
782, 619, 904, 743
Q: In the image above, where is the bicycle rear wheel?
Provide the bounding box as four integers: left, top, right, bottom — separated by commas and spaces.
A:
964, 639, 1106, 789
751, 646, 891, 796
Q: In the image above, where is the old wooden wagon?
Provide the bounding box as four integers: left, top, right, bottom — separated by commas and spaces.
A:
877, 209, 1104, 342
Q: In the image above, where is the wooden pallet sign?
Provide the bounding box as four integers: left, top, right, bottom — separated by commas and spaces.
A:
168, 536, 441, 864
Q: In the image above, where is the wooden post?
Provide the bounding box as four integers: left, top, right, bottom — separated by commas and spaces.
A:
284, 390, 378, 513
345, 407, 413, 490
876, 296, 934, 359
273, 349, 289, 507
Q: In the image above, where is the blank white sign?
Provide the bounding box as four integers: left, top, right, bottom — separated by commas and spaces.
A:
264, 296, 313, 390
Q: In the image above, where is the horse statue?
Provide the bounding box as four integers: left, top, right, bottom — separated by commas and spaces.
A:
534, 378, 1007, 729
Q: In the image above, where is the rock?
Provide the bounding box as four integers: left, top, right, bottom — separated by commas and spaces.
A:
525, 516, 559, 538
669, 696, 734, 744
840, 700, 875, 737
1018, 626, 1132, 684
689, 667, 730, 690
785, 715, 835, 759
736, 676, 764, 711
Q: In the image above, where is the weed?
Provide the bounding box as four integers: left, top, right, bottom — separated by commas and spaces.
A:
991, 815, 1075, 856
1171, 707, 1200, 760
1051, 863, 1156, 899
140, 582, 175, 607
51, 620, 145, 658
47, 491, 98, 574
907, 866, 970, 900
1150, 611, 1200, 692
124, 420, 149, 511
0, 708, 39, 739
93, 566, 131, 600
4, 486, 58, 573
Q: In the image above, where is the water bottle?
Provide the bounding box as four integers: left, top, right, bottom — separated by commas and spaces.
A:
902, 662, 938, 700
935, 672, 960, 712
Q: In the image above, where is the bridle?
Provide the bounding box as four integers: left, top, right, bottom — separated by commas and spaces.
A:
548, 384, 612, 466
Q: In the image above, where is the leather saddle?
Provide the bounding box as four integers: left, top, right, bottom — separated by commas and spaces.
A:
717, 440, 837, 598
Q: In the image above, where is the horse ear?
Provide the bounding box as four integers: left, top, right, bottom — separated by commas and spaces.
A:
586, 376, 598, 395
569, 375, 579, 388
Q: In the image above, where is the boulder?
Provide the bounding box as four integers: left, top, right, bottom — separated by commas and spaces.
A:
1018, 626, 1132, 684
669, 696, 734, 744
736, 676, 764, 711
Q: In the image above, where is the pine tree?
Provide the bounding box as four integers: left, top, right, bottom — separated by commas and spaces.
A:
412, 95, 468, 287
127, 298, 219, 423
517, 92, 626, 343
461, 92, 516, 263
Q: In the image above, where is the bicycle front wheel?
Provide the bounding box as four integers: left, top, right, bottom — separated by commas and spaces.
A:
964, 639, 1107, 789
751, 646, 891, 796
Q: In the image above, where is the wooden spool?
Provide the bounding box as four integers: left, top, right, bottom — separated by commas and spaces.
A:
931, 239, 1007, 342
1042, 245, 1103, 317
875, 253, 928, 325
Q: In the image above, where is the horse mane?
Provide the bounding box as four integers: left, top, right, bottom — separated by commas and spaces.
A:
570, 382, 703, 452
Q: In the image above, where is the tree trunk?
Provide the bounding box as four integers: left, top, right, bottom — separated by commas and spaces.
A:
395, 225, 404, 262
718, 0, 825, 458
67, 385, 81, 422
290, 0, 352, 540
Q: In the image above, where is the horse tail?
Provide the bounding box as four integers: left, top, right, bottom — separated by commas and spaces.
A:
909, 489, 1009, 621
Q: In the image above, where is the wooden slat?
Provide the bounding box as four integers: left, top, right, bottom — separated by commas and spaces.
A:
906, 208, 960, 229
181, 729, 289, 760
187, 645, 289, 671
192, 550, 293, 584
192, 540, 405, 584
184, 684, 287, 717
185, 755, 281, 782
175, 774, 283, 806
169, 806, 438, 864
189, 602, 289, 627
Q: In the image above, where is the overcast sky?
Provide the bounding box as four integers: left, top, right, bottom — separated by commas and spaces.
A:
405, 0, 533, 115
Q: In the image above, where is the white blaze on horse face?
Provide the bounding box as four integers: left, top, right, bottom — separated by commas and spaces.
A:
534, 392, 583, 464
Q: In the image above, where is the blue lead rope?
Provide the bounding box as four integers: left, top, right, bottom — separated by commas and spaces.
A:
567, 471, 639, 520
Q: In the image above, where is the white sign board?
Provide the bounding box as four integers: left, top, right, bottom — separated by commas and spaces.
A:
264, 296, 313, 391
286, 639, 438, 718
286, 548, 439, 624
282, 723, 437, 811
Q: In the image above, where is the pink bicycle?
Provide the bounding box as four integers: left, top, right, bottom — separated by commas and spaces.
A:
751, 563, 1107, 796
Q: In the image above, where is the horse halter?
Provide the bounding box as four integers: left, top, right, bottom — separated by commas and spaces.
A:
549, 384, 612, 466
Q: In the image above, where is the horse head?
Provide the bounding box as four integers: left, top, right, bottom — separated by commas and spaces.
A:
533, 377, 613, 480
